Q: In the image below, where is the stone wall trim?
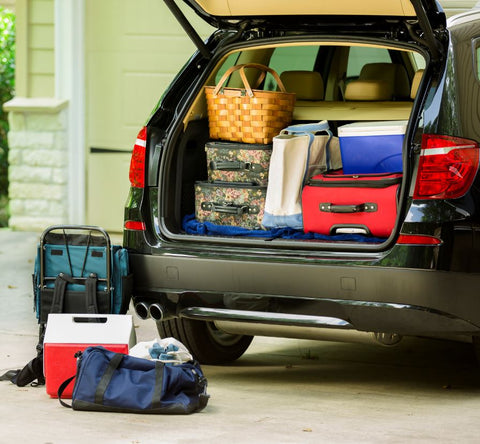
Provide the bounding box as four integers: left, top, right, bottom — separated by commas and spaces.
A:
3, 97, 69, 114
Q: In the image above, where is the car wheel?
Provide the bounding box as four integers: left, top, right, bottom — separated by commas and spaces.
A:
156, 318, 254, 365
472, 336, 480, 365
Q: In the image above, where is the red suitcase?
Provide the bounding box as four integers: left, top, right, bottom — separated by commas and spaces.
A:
302, 172, 402, 237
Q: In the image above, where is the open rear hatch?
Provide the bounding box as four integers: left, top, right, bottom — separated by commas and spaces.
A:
168, 0, 446, 59
155, 0, 447, 250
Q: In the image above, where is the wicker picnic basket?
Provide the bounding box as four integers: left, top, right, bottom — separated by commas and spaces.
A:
205, 63, 296, 145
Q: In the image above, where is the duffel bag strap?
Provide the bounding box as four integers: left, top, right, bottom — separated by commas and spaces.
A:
151, 361, 165, 410
94, 353, 124, 404
58, 375, 76, 408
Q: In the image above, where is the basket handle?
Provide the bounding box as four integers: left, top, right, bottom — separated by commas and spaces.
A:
213, 63, 288, 97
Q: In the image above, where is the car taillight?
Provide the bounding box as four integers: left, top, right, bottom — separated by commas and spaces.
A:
396, 234, 442, 245
129, 126, 147, 188
124, 220, 146, 231
413, 134, 479, 199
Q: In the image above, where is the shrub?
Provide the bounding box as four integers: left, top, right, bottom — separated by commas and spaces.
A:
0, 7, 15, 226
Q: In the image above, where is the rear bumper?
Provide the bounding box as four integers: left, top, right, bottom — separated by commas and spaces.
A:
129, 251, 480, 336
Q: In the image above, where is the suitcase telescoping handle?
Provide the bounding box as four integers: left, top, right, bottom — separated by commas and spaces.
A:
201, 202, 260, 215
319, 203, 378, 213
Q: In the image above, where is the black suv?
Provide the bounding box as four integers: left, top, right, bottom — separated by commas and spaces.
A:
124, 0, 480, 364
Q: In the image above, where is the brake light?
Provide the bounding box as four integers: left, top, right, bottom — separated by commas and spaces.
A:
124, 220, 146, 231
396, 234, 442, 245
413, 134, 479, 199
129, 127, 147, 188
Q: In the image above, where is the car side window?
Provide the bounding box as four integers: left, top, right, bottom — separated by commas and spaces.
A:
346, 46, 392, 79
477, 47, 480, 80
411, 52, 426, 71
473, 38, 480, 81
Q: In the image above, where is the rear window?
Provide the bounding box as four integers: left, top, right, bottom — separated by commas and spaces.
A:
265, 46, 319, 90
212, 44, 421, 98
346, 46, 392, 78
215, 52, 242, 83
474, 37, 480, 81
268, 46, 319, 74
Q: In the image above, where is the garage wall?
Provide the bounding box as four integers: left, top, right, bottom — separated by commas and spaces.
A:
85, 0, 213, 231
15, 0, 55, 97
5, 0, 69, 231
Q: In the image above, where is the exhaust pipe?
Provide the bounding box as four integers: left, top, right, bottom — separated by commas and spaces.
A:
134, 301, 151, 320
149, 303, 165, 321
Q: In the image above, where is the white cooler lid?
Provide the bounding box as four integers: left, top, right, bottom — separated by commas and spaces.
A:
44, 313, 137, 346
338, 120, 408, 137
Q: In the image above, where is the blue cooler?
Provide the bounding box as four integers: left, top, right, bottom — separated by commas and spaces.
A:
338, 121, 407, 174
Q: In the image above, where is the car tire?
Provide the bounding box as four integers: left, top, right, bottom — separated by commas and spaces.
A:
472, 336, 480, 365
156, 318, 254, 365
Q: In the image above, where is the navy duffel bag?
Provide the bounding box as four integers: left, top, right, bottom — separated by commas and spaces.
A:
58, 346, 209, 414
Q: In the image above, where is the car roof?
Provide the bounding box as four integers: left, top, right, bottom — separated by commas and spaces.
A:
447, 8, 480, 27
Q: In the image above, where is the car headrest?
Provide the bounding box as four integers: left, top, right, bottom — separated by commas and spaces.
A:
344, 80, 394, 101
279, 70, 324, 100
349, 62, 410, 100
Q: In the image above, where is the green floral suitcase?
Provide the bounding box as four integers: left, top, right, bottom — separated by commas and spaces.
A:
195, 181, 267, 230
205, 141, 272, 186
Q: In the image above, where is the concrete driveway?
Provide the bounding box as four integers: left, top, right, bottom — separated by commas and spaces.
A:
1, 229, 480, 444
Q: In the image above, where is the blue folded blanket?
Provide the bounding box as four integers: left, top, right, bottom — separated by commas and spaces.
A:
182, 214, 385, 243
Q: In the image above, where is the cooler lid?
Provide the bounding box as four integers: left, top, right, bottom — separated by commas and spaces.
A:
338, 121, 408, 137
43, 314, 137, 346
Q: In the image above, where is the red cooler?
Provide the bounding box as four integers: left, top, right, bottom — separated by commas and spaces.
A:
43, 314, 136, 398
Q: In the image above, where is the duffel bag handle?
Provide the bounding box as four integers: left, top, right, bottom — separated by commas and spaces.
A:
213, 63, 287, 97
58, 375, 76, 408
94, 353, 124, 404
319, 203, 378, 213
201, 202, 260, 215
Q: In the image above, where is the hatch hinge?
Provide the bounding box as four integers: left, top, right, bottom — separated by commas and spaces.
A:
408, 0, 444, 61
164, 0, 212, 60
